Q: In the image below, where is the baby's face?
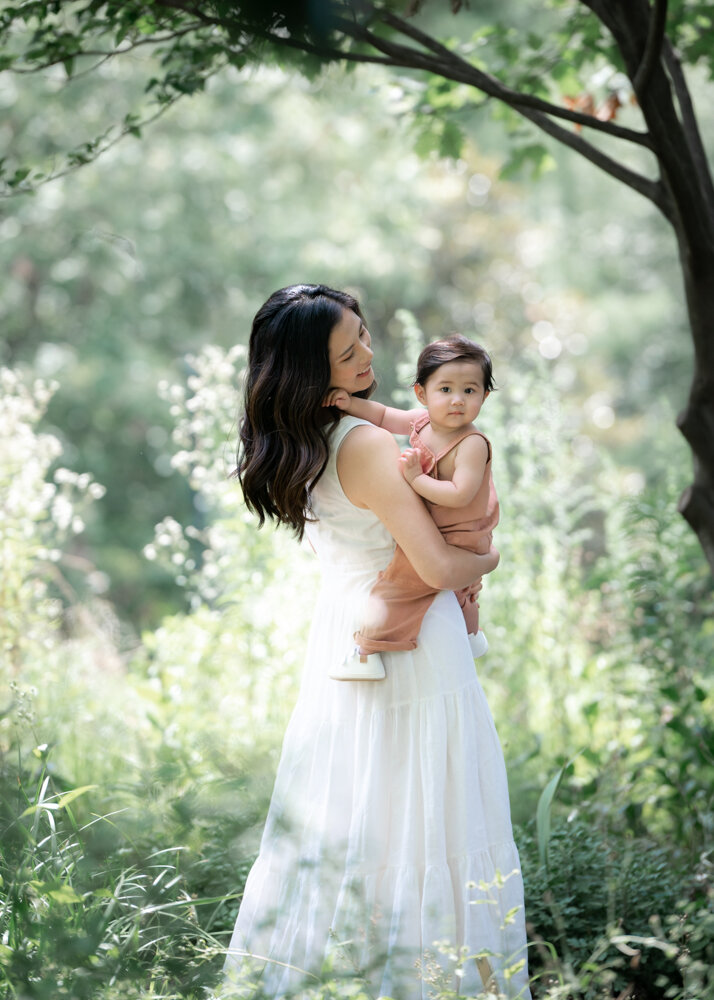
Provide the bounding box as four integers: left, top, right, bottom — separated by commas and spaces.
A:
415, 360, 489, 431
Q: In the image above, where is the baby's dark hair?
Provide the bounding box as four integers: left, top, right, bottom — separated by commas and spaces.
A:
414, 335, 495, 392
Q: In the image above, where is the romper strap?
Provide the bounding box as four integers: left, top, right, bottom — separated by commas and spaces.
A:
434, 427, 492, 465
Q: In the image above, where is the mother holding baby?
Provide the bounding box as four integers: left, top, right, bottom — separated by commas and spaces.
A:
224, 284, 531, 999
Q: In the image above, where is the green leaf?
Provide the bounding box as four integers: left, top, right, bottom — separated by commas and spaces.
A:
439, 119, 464, 159
21, 801, 57, 817
8, 167, 30, 187
414, 123, 439, 159
55, 784, 98, 809
536, 751, 582, 869
136, 14, 159, 35
536, 766, 565, 869
500, 142, 556, 181
46, 884, 83, 904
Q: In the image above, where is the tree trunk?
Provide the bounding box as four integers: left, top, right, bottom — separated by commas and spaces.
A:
585, 0, 714, 575
674, 242, 714, 571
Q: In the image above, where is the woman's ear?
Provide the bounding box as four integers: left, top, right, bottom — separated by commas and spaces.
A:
414, 383, 427, 406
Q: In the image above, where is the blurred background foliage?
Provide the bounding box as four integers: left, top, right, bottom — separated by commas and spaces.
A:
0, 37, 702, 626
1, 5, 713, 997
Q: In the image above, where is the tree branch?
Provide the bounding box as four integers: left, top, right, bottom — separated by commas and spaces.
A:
1, 89, 187, 197
9, 24, 206, 75
1, 0, 670, 217
662, 39, 714, 226
319, 14, 668, 213
152, 0, 653, 148
240, 32, 397, 67
517, 105, 672, 219
369, 8, 654, 149
633, 0, 668, 97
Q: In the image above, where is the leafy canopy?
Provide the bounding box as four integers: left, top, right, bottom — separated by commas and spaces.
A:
2, 1, 713, 192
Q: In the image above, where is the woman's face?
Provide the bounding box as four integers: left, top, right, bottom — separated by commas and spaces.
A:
327, 307, 374, 394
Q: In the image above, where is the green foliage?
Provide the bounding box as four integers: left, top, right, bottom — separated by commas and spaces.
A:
0, 744, 245, 998
2, 0, 713, 197
499, 143, 556, 181
1, 17, 713, 993
518, 818, 692, 999
535, 757, 577, 870
0, 369, 106, 674
2, 345, 713, 999
0, 367, 309, 998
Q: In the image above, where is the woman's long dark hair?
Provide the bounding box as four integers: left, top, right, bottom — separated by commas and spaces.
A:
237, 283, 375, 538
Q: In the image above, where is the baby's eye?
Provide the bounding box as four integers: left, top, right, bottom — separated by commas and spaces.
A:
465, 388, 475, 394
440, 386, 450, 393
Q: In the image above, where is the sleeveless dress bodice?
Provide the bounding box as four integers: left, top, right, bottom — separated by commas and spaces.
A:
305, 416, 396, 575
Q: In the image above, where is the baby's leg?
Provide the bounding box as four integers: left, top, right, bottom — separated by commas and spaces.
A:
356, 545, 439, 654
331, 546, 438, 680
448, 531, 492, 658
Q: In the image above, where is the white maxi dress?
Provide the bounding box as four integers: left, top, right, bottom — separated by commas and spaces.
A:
225, 416, 531, 999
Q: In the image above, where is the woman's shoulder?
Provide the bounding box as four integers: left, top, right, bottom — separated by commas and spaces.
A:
335, 419, 400, 486
332, 415, 392, 455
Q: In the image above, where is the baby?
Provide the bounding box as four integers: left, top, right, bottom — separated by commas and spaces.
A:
324, 334, 498, 680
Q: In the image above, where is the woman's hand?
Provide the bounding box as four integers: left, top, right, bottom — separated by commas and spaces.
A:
322, 388, 351, 409
458, 577, 483, 606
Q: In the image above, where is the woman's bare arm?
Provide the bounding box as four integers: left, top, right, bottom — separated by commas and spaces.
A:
337, 424, 498, 590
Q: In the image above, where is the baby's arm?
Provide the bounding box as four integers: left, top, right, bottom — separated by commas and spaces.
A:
323, 389, 421, 436
399, 434, 488, 508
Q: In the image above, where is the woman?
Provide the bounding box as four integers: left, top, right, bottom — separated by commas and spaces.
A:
225, 284, 531, 999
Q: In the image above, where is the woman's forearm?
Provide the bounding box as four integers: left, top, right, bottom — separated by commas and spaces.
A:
428, 544, 499, 591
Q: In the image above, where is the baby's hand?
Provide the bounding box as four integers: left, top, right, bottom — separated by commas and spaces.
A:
322, 388, 351, 409
398, 448, 422, 485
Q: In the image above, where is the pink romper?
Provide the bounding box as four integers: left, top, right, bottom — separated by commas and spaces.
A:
355, 412, 499, 654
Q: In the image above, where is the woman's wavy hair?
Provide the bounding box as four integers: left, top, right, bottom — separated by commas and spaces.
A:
237, 283, 375, 538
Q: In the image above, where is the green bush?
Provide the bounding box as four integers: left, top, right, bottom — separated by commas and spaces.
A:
2, 356, 713, 999
518, 818, 683, 997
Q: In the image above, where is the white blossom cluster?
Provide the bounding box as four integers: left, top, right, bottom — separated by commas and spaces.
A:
142, 345, 317, 741
147, 345, 251, 604
0, 368, 106, 662
158, 343, 246, 504
146, 345, 317, 621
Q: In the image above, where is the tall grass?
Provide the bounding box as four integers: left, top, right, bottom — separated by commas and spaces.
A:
1, 354, 712, 999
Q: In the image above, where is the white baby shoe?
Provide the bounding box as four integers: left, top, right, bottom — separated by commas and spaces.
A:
469, 630, 489, 659
330, 647, 386, 681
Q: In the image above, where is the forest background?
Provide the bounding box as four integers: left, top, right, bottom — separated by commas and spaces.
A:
1, 2, 713, 998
